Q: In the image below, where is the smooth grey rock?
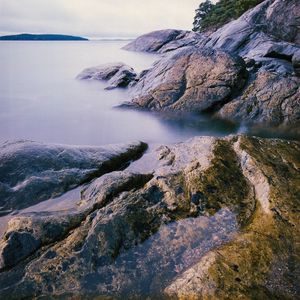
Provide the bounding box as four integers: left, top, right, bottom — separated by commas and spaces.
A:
0, 140, 147, 213
105, 65, 137, 90
204, 0, 300, 67
123, 29, 205, 54
77, 63, 137, 89
157, 31, 204, 53
76, 62, 125, 80
128, 46, 247, 112
123, 29, 185, 53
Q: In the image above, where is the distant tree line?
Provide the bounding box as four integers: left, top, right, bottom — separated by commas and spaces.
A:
193, 0, 264, 32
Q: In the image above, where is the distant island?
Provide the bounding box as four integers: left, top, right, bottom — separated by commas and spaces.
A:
0, 33, 88, 41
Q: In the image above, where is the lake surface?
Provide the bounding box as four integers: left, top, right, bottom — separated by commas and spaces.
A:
0, 41, 244, 146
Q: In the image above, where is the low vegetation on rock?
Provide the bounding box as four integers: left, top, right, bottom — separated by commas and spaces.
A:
193, 0, 264, 32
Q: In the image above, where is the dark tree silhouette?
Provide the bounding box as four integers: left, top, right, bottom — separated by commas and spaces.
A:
192, 0, 264, 32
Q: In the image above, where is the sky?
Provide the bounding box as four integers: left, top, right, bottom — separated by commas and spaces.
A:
0, 0, 203, 38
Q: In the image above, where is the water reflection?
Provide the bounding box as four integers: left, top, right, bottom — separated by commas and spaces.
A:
84, 208, 238, 298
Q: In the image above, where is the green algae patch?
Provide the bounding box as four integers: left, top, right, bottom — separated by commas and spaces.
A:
186, 139, 256, 227
165, 136, 300, 300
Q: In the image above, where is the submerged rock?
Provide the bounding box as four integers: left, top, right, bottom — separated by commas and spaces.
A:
128, 46, 247, 112
0, 135, 298, 299
76, 63, 137, 89
0, 140, 147, 213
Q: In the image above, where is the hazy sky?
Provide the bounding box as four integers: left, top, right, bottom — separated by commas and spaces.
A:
0, 0, 202, 38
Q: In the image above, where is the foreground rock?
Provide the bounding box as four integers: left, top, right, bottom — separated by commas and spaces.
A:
128, 46, 247, 112
0, 140, 147, 214
0, 135, 299, 299
123, 29, 204, 54
165, 136, 300, 299
76, 63, 137, 89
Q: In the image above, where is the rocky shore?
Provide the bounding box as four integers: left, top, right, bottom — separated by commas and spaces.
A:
78, 0, 299, 132
0, 0, 299, 299
0, 135, 299, 299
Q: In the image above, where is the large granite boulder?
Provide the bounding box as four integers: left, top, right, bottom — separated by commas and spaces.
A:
118, 0, 300, 128
76, 63, 137, 89
204, 0, 300, 59
0, 135, 298, 299
128, 46, 247, 112
0, 140, 147, 213
123, 1, 300, 60
217, 70, 300, 126
123, 29, 204, 54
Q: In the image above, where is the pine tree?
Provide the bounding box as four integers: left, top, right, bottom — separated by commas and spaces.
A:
192, 0, 264, 32
192, 0, 214, 32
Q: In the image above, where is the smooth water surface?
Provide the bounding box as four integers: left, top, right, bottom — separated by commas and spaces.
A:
0, 41, 241, 146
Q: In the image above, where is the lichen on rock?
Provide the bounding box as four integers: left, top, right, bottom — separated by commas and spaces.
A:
0, 135, 298, 299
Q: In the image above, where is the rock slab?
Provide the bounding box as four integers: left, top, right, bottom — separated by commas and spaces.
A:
0, 135, 299, 299
129, 46, 247, 113
77, 63, 137, 89
0, 140, 147, 213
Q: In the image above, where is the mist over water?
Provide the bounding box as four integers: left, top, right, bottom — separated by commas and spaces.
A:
0, 41, 292, 146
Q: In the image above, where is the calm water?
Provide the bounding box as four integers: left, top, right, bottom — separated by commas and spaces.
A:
0, 41, 243, 146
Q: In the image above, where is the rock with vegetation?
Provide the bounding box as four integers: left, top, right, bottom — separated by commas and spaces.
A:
121, 0, 300, 128
205, 0, 299, 59
0, 135, 298, 299
127, 46, 247, 112
77, 63, 137, 89
193, 0, 264, 33
200, 0, 300, 127
203, 0, 300, 60
165, 135, 300, 300
0, 140, 147, 214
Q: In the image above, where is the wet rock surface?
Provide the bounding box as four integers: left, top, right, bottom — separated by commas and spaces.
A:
165, 136, 300, 299
0, 135, 298, 299
128, 47, 247, 113
0, 140, 147, 214
76, 62, 137, 89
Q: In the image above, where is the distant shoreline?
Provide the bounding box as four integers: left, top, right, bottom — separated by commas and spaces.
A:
0, 33, 88, 41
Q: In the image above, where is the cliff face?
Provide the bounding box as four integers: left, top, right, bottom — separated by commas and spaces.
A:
121, 0, 300, 131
